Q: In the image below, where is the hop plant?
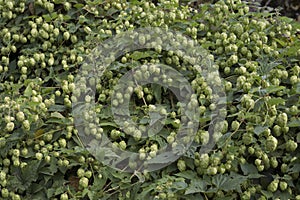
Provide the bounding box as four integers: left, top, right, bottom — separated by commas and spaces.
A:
0, 0, 300, 199
265, 136, 278, 152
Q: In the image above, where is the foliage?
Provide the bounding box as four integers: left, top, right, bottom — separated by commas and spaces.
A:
0, 0, 300, 199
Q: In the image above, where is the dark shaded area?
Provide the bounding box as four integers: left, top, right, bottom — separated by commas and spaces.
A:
261, 0, 300, 21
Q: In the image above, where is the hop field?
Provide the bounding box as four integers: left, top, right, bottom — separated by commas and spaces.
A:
0, 0, 300, 199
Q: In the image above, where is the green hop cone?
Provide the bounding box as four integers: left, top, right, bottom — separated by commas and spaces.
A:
279, 181, 288, 191
199, 153, 210, 169
270, 157, 278, 168
16, 111, 25, 122
60, 193, 68, 200
119, 141, 127, 150
276, 113, 288, 127
177, 159, 186, 172
286, 140, 298, 152
79, 177, 89, 188
231, 23, 244, 36
265, 136, 278, 152
267, 179, 279, 192
231, 120, 240, 131
6, 122, 14, 132
242, 133, 253, 145
1, 188, 9, 198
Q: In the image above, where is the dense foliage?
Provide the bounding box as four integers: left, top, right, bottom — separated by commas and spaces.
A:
0, 0, 300, 199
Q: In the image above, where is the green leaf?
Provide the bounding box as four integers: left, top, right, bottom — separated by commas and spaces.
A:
279, 16, 294, 23
214, 197, 234, 200
297, 132, 300, 143
99, 122, 118, 127
42, 14, 52, 22
185, 178, 207, 194
152, 84, 162, 103
90, 146, 120, 162
265, 85, 285, 94
275, 191, 291, 200
30, 183, 45, 194
48, 105, 66, 112
184, 143, 198, 158
40, 157, 58, 176
222, 174, 247, 192
7, 175, 26, 192
172, 181, 188, 190
253, 98, 265, 111
283, 43, 300, 57
210, 173, 248, 192
212, 174, 228, 188
20, 160, 41, 190
287, 164, 300, 173
175, 170, 198, 180
107, 7, 119, 16
53, 0, 64, 4
73, 3, 84, 8
267, 97, 285, 106
149, 111, 165, 126
45, 117, 71, 125
240, 163, 258, 175
288, 119, 300, 127
41, 87, 55, 95
217, 132, 232, 148
24, 85, 32, 97
139, 117, 150, 124
296, 83, 300, 94
273, 38, 286, 47
254, 126, 268, 136
261, 190, 273, 199
151, 133, 167, 148
247, 173, 265, 179
138, 184, 155, 199
50, 111, 65, 119
129, 51, 157, 60
109, 62, 126, 71
147, 151, 176, 165
221, 178, 243, 192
